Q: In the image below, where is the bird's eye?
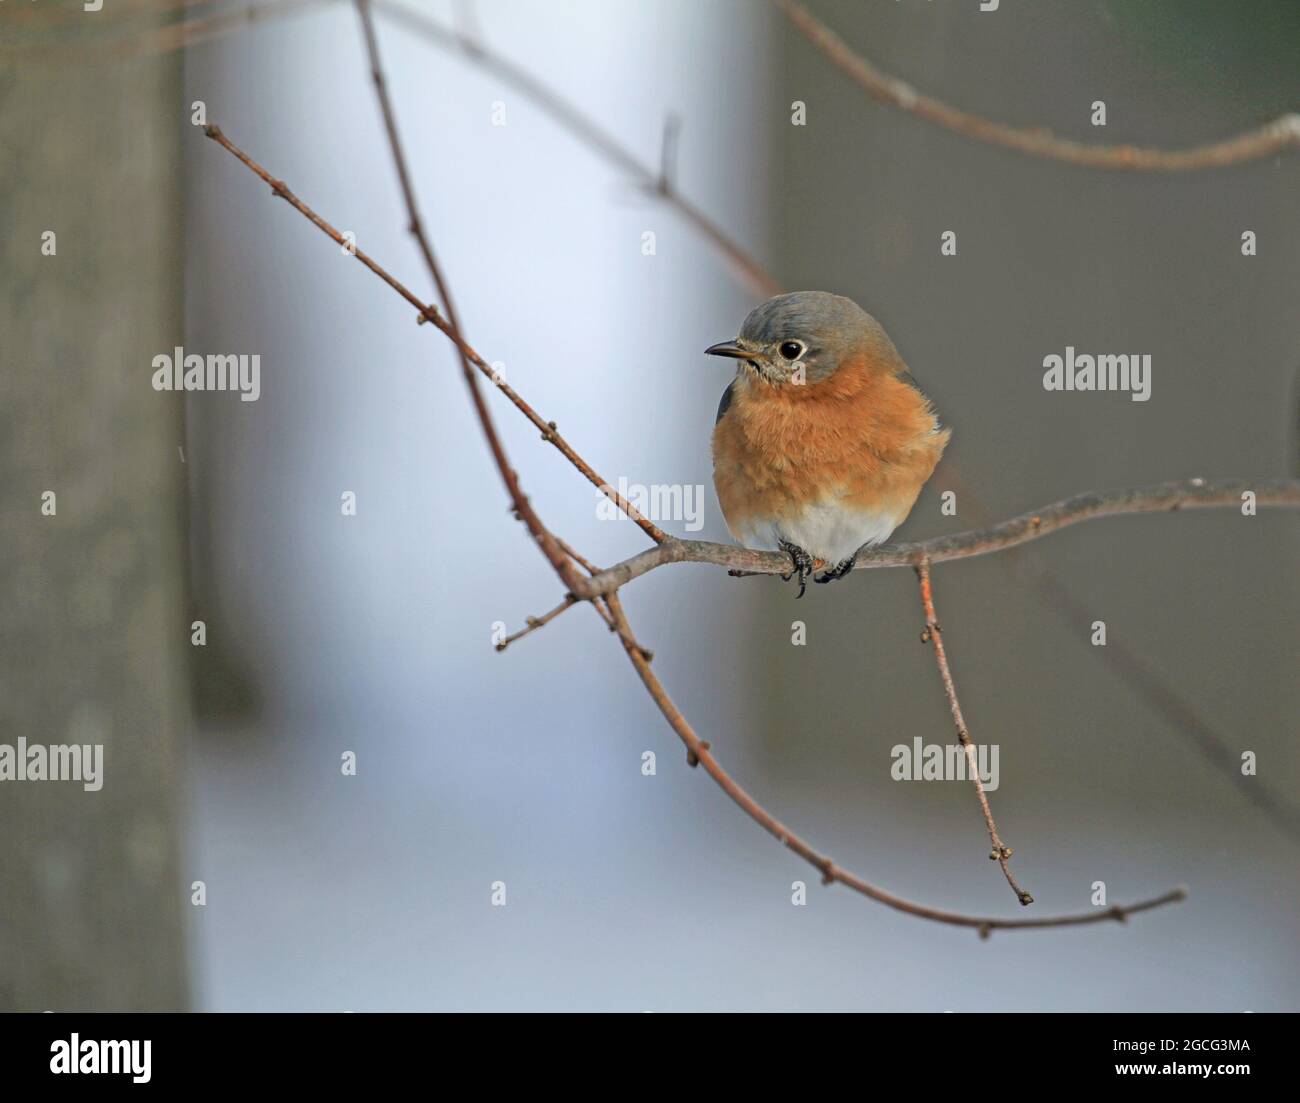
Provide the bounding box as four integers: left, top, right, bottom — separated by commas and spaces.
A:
778, 341, 804, 360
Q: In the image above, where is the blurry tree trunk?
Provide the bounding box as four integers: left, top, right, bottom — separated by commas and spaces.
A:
0, 28, 189, 1010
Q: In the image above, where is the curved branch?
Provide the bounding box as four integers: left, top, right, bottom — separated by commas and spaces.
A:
600, 591, 1185, 934
580, 478, 1300, 597
775, 0, 1300, 172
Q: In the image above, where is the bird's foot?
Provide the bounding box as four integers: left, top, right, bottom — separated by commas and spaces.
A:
814, 552, 858, 585
778, 540, 814, 598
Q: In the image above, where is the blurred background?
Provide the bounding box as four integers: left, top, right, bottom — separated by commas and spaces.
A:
2, 0, 1297, 1011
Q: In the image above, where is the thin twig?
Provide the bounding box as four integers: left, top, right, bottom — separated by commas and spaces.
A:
917, 560, 1031, 905
775, 0, 1300, 172
200, 122, 665, 546
581, 478, 1300, 597
496, 595, 578, 652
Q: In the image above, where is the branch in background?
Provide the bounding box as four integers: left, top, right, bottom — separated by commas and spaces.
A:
775, 0, 1300, 171
204, 122, 1190, 933
917, 561, 1031, 906
580, 479, 1300, 597
368, 0, 782, 298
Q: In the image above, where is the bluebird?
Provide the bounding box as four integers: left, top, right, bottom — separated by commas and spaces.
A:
706, 291, 950, 597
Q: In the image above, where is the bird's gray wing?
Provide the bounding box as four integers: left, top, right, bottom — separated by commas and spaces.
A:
899, 368, 947, 431
715, 379, 736, 424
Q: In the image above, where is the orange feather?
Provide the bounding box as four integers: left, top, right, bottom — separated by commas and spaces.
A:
712, 353, 949, 541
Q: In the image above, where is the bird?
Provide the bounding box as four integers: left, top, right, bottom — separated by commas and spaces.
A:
706, 291, 949, 597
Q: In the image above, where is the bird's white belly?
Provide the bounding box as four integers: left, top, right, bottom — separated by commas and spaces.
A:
731, 500, 902, 564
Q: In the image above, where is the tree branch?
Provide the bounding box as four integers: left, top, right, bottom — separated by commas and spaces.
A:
775, 0, 1300, 172
917, 560, 1031, 906
580, 478, 1300, 597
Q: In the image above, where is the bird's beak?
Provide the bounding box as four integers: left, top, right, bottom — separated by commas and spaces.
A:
704, 340, 752, 360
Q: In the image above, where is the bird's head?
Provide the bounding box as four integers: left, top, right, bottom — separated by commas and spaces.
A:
705, 290, 894, 387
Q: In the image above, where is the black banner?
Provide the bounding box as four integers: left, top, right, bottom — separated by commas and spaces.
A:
0, 1011, 1288, 1090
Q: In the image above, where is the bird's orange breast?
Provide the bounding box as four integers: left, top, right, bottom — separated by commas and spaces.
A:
711, 355, 949, 537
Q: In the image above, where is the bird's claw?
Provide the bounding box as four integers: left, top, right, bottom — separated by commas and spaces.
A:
814, 552, 858, 585
778, 540, 814, 598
